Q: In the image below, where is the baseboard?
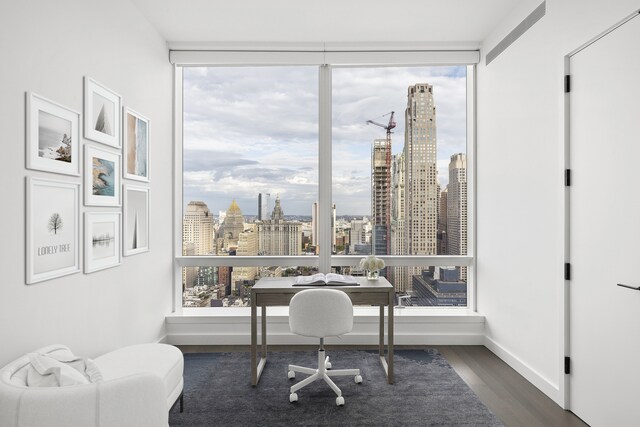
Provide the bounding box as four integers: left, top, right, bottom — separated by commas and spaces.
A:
483, 335, 562, 405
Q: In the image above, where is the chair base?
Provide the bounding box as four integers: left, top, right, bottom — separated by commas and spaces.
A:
287, 349, 362, 406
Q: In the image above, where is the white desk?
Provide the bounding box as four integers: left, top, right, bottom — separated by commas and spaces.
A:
250, 276, 394, 386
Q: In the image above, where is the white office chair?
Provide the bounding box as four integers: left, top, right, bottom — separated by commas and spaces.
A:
287, 288, 363, 406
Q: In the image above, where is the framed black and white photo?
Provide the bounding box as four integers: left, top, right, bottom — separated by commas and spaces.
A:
123, 184, 149, 256
84, 77, 121, 148
123, 107, 149, 182
27, 177, 80, 284
84, 212, 121, 273
27, 92, 81, 176
85, 145, 120, 206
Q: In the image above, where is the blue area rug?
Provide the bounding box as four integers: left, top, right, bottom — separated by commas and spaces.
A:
169, 349, 503, 426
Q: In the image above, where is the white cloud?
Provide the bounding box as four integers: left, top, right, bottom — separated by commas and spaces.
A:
182, 65, 467, 215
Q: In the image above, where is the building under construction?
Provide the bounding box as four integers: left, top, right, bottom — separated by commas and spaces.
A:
367, 112, 395, 256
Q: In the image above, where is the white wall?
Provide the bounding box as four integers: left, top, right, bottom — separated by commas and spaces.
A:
0, 0, 173, 365
477, 0, 639, 405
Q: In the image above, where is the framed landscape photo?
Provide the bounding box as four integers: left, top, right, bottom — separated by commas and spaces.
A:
84, 77, 121, 148
85, 145, 120, 206
123, 107, 149, 182
27, 177, 80, 284
123, 185, 149, 256
27, 92, 80, 176
84, 212, 121, 273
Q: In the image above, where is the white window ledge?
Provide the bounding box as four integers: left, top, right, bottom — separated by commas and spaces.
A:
165, 308, 485, 346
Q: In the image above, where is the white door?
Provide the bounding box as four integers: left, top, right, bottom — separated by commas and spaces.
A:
569, 13, 640, 426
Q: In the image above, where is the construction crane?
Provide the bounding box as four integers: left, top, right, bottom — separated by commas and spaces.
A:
366, 111, 396, 138
366, 112, 395, 258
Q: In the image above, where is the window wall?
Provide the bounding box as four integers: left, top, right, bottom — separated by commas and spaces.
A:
174, 50, 475, 311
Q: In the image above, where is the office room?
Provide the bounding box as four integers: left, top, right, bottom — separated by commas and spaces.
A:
1, 0, 638, 425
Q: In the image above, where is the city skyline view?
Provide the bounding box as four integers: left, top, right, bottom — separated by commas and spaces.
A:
182, 70, 468, 307
183, 66, 467, 216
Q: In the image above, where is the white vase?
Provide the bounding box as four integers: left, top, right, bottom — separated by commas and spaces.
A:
367, 270, 379, 280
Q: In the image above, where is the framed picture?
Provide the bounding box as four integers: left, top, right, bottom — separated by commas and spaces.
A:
123, 185, 149, 256
26, 177, 80, 284
85, 145, 120, 206
84, 212, 121, 273
123, 107, 149, 182
84, 77, 121, 148
26, 92, 81, 176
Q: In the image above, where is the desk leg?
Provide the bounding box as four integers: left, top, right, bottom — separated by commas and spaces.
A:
261, 305, 267, 361
388, 291, 394, 384
251, 304, 268, 386
251, 300, 257, 386
379, 305, 384, 358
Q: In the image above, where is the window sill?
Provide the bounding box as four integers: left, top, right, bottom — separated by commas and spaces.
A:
165, 308, 485, 346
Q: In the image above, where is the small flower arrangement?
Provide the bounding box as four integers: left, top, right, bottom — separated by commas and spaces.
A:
360, 255, 385, 279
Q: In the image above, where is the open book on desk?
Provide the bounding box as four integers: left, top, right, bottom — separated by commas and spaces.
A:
293, 273, 359, 286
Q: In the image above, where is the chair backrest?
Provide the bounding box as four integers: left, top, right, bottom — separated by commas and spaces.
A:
289, 288, 353, 338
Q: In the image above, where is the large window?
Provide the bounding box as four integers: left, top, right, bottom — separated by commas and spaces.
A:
175, 51, 474, 310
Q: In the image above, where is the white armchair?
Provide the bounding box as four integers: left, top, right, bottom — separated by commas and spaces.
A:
0, 343, 183, 427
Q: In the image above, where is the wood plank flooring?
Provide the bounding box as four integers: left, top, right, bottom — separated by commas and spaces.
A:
177, 345, 588, 427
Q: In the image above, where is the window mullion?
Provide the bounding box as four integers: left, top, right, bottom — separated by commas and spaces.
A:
318, 65, 332, 272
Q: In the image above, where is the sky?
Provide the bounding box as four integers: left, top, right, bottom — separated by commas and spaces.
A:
183, 65, 467, 217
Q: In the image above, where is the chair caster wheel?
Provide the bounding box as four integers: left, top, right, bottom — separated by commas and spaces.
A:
325, 362, 332, 369
288, 370, 295, 379
289, 393, 298, 403
336, 396, 345, 406
354, 375, 363, 384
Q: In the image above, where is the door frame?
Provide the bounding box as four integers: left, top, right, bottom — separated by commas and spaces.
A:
563, 8, 640, 410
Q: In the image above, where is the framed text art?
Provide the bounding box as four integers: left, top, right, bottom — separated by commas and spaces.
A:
84, 77, 121, 148
84, 145, 121, 206
123, 185, 149, 256
123, 107, 149, 182
84, 212, 121, 273
26, 92, 81, 176
26, 177, 80, 284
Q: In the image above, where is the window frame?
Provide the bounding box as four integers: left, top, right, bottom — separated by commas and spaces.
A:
172, 48, 477, 315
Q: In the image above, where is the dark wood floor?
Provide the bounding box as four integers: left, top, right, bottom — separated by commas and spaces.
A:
177, 344, 588, 427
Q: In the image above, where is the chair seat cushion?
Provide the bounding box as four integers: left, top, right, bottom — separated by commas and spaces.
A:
94, 343, 183, 407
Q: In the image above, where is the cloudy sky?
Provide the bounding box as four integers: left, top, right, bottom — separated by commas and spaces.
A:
183, 65, 467, 217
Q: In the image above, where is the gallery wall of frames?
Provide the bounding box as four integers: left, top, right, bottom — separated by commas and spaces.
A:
26, 77, 150, 284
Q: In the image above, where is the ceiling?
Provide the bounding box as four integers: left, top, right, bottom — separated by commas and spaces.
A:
130, 0, 528, 46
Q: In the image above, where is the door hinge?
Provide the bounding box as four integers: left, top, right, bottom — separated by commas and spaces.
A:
564, 263, 571, 280
565, 169, 571, 186
564, 75, 571, 93
564, 356, 571, 374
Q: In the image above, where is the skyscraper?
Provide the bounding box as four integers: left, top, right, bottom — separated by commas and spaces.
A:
222, 199, 244, 249
438, 187, 448, 255
257, 193, 270, 221
405, 83, 438, 287
372, 139, 391, 257
447, 153, 467, 281
231, 224, 259, 289
182, 201, 215, 291
391, 151, 408, 291
183, 201, 214, 256
311, 201, 336, 253
258, 195, 302, 256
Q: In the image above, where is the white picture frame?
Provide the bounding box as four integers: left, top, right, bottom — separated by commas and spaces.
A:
85, 145, 121, 206
27, 92, 81, 176
84, 212, 121, 273
123, 107, 149, 182
123, 184, 149, 256
84, 77, 121, 148
26, 177, 80, 284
